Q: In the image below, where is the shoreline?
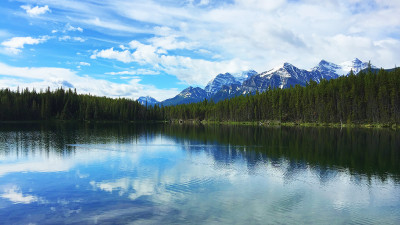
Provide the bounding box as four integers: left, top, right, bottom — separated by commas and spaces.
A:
1, 119, 399, 129
169, 119, 400, 129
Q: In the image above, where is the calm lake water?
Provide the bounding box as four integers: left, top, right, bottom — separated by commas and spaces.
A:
0, 122, 399, 224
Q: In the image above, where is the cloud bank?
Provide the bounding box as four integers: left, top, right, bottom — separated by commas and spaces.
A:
0, 62, 178, 101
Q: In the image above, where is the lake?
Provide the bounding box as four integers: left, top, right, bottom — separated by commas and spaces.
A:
0, 122, 399, 224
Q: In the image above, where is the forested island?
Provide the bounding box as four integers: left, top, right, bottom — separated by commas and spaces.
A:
1, 67, 399, 127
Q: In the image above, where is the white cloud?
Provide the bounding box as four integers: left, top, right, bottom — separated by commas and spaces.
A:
128, 40, 144, 49
79, 62, 90, 66
148, 35, 196, 51
92, 40, 249, 85
199, 0, 210, 6
59, 36, 85, 42
81, 17, 150, 34
52, 23, 84, 35
59, 35, 71, 41
91, 48, 134, 63
1, 186, 38, 204
0, 62, 179, 101
1, 36, 50, 54
106, 69, 159, 76
21, 5, 51, 17
65, 23, 83, 32
5, 0, 400, 86
72, 37, 85, 42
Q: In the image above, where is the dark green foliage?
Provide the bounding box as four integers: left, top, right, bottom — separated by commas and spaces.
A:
1, 67, 399, 123
163, 67, 400, 124
0, 87, 162, 121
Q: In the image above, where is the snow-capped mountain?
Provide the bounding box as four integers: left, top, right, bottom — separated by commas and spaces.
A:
137, 96, 159, 106
233, 70, 258, 83
204, 73, 240, 97
162, 86, 207, 106
160, 58, 376, 105
311, 60, 343, 80
214, 58, 375, 100
338, 58, 376, 75
241, 63, 319, 93
204, 70, 258, 97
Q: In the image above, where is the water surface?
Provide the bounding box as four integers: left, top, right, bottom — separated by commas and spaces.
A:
0, 123, 399, 224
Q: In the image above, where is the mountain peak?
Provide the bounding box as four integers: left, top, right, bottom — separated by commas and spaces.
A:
205, 72, 239, 97
339, 58, 375, 75
179, 86, 206, 98
233, 70, 258, 83
260, 62, 295, 78
283, 62, 294, 67
162, 86, 207, 106
318, 59, 330, 65
137, 96, 159, 106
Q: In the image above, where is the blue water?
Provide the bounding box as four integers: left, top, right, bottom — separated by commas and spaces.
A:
0, 123, 399, 224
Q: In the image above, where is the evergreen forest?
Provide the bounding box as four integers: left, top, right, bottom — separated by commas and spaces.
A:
1, 67, 399, 125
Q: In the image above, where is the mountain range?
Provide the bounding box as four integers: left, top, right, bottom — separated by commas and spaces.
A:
138, 58, 377, 106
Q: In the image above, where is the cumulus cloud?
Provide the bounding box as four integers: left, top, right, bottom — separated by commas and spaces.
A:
1, 36, 50, 54
91, 48, 134, 63
21, 5, 51, 17
148, 35, 196, 51
92, 39, 249, 85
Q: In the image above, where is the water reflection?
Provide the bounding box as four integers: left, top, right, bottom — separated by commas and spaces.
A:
0, 122, 399, 224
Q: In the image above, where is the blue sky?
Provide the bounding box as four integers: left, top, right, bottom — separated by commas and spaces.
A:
0, 0, 399, 101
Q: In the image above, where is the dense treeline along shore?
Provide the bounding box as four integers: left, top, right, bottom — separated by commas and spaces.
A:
1, 67, 399, 126
0, 87, 163, 121
166, 67, 400, 127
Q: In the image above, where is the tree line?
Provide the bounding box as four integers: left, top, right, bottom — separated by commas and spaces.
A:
163, 67, 400, 124
0, 87, 163, 121
1, 67, 399, 124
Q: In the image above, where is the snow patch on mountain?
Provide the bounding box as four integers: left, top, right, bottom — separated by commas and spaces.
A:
178, 86, 207, 99
338, 58, 375, 75
260, 63, 296, 79
137, 96, 159, 106
233, 70, 258, 83
205, 73, 239, 96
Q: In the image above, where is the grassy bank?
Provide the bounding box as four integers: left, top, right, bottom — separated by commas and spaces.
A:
169, 119, 400, 129
2, 119, 398, 129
